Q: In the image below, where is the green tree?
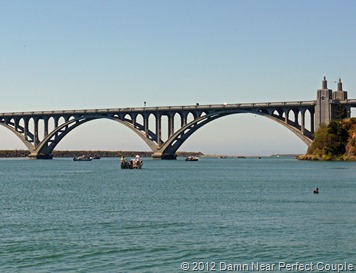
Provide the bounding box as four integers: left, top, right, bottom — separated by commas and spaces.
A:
335, 105, 347, 120
308, 121, 349, 159
326, 121, 348, 156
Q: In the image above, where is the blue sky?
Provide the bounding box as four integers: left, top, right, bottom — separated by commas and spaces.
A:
1, 0, 356, 155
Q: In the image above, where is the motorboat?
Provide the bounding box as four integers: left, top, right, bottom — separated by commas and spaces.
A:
73, 155, 93, 161
120, 155, 143, 169
185, 156, 199, 161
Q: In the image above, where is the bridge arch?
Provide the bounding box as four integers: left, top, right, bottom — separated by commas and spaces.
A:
154, 108, 313, 158
0, 114, 157, 158
178, 113, 308, 155
0, 122, 34, 151
53, 118, 151, 152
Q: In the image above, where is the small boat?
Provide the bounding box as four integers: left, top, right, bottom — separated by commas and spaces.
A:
120, 155, 143, 169
185, 156, 199, 161
73, 155, 93, 161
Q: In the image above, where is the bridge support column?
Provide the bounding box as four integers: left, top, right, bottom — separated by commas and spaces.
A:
28, 153, 53, 159
144, 116, 149, 137
301, 111, 305, 134
44, 118, 49, 137
156, 115, 162, 145
24, 118, 29, 141
34, 118, 39, 146
182, 114, 187, 126
152, 152, 177, 160
14, 118, 19, 132
284, 109, 288, 123
168, 115, 174, 137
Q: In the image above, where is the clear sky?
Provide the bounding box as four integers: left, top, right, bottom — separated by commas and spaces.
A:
1, 0, 356, 155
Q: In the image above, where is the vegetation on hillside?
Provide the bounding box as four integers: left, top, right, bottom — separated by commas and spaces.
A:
299, 117, 356, 160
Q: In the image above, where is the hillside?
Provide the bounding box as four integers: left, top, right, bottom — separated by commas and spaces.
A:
298, 117, 356, 161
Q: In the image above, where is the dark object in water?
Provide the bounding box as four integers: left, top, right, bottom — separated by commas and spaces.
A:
313, 187, 319, 194
120, 155, 143, 169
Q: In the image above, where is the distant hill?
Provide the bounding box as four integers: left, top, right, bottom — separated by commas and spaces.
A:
298, 118, 356, 161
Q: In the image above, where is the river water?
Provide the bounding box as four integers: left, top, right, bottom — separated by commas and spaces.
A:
1, 157, 355, 272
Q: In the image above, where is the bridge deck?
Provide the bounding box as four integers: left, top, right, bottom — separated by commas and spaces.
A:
2, 99, 356, 119
0, 100, 321, 117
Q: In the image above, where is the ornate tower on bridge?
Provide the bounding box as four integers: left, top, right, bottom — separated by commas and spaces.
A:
315, 77, 349, 130
315, 77, 333, 130
333, 78, 348, 101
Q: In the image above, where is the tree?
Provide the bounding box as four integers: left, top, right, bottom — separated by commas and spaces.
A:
335, 105, 347, 120
308, 121, 348, 159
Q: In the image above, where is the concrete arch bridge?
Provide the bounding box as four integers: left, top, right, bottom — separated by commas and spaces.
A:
1, 78, 355, 159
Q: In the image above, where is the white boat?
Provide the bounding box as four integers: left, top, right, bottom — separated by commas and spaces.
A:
185, 156, 199, 161
73, 155, 93, 161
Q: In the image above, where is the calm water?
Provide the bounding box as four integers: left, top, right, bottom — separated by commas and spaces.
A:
0, 157, 355, 272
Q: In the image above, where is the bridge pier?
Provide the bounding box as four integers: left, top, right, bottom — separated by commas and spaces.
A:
152, 152, 177, 160
28, 153, 53, 159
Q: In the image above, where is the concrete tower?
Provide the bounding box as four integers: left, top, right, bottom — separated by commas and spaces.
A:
315, 77, 333, 130
332, 78, 347, 101
331, 78, 349, 120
